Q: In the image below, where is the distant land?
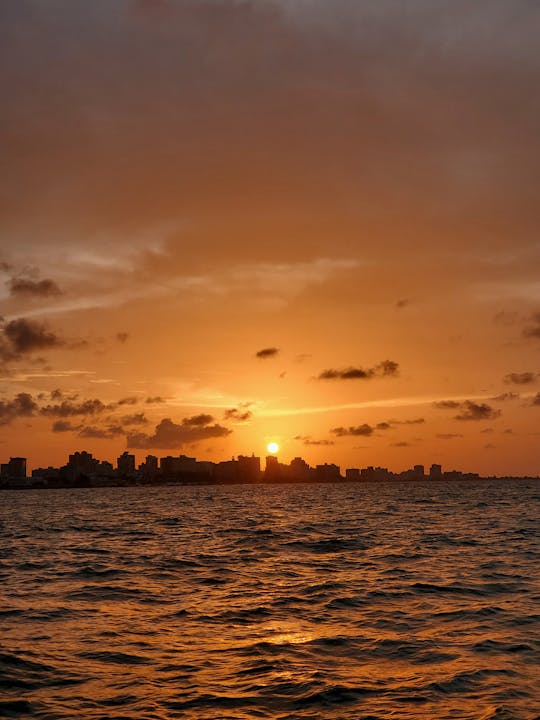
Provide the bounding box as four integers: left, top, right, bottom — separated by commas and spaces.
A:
1, 451, 538, 490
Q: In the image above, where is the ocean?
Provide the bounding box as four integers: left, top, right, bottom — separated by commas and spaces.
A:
1, 479, 539, 719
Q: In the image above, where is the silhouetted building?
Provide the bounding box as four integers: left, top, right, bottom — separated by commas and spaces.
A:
1, 457, 27, 480
117, 452, 136, 475
345, 468, 360, 481
161, 455, 196, 475
264, 455, 281, 481
289, 457, 311, 481
140, 455, 159, 479
413, 464, 425, 480
315, 463, 341, 482
65, 451, 99, 480
237, 454, 261, 482
214, 460, 238, 483
429, 463, 442, 479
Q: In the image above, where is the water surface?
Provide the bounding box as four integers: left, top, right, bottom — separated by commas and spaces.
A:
1, 479, 539, 719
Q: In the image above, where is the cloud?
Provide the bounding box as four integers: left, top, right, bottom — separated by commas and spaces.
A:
119, 412, 148, 425
433, 400, 461, 409
79, 424, 125, 439
224, 406, 253, 422
523, 312, 540, 339
1, 318, 63, 357
52, 420, 81, 432
395, 299, 410, 309
0, 393, 38, 425
117, 396, 138, 406
531, 393, 540, 406
331, 424, 374, 437
182, 413, 214, 426
145, 396, 165, 403
318, 360, 399, 380
492, 392, 519, 402
434, 398, 501, 420
40, 398, 108, 417
127, 417, 232, 449
9, 277, 62, 297
116, 332, 129, 343
436, 433, 464, 440
503, 371, 536, 385
390, 417, 425, 425
375, 421, 393, 430
294, 435, 335, 446
455, 401, 501, 421
256, 347, 279, 359
392, 441, 412, 447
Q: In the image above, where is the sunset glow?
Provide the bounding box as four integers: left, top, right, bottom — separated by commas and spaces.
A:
0, 0, 539, 479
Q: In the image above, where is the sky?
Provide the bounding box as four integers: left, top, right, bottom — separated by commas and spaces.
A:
1, 0, 540, 475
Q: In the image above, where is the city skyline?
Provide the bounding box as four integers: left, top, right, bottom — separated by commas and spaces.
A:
2, 444, 537, 488
2, 1, 540, 476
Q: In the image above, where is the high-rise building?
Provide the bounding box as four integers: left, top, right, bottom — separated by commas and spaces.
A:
117, 452, 136, 475
1, 457, 27, 480
237, 454, 261, 482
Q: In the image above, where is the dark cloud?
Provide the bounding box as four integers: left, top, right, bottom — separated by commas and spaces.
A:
182, 413, 214, 426
0, 393, 38, 425
119, 412, 148, 425
392, 441, 412, 447
224, 406, 253, 422
145, 396, 165, 403
117, 396, 138, 406
455, 401, 501, 421
331, 424, 374, 437
436, 433, 464, 440
434, 399, 501, 420
395, 299, 409, 309
433, 400, 461, 409
492, 392, 520, 402
375, 422, 393, 430
503, 371, 536, 385
1, 318, 63, 356
127, 417, 231, 449
40, 398, 108, 417
318, 360, 399, 380
531, 393, 540, 406
79, 424, 125, 439
256, 347, 279, 359
523, 312, 540, 339
52, 420, 81, 433
294, 435, 335, 446
391, 417, 425, 425
116, 332, 129, 343
9, 277, 62, 297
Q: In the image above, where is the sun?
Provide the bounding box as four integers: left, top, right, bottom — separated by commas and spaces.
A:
267, 441, 279, 454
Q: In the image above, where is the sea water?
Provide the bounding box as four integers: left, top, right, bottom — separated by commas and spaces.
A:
1, 479, 539, 719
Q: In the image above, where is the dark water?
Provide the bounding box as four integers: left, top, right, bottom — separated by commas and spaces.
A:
1, 480, 539, 720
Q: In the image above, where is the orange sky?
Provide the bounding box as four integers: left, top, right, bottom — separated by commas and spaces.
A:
1, 0, 540, 475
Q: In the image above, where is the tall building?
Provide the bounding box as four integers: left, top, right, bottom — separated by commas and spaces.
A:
237, 454, 261, 482
141, 455, 158, 477
430, 463, 442, 479
0, 457, 27, 480
117, 452, 136, 475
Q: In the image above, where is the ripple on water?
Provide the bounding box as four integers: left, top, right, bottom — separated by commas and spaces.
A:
0, 479, 538, 720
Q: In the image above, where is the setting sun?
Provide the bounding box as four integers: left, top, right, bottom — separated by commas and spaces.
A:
267, 442, 279, 454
